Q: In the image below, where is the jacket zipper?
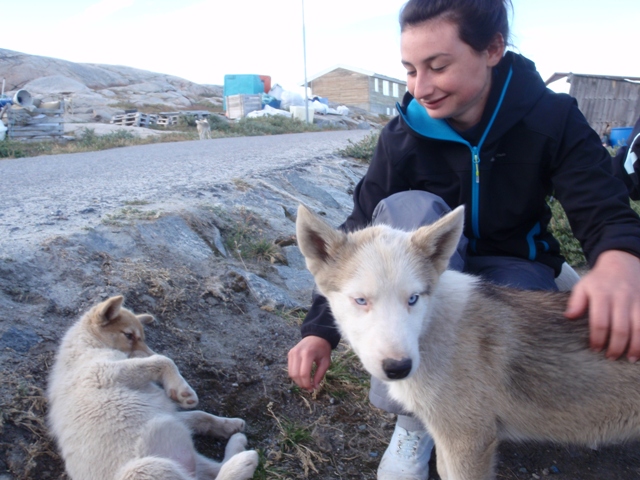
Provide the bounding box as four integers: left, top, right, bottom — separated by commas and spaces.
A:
468, 67, 514, 251
471, 146, 481, 241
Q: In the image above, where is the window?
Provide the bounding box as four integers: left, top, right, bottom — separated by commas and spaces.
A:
392, 83, 399, 98
374, 78, 379, 92
386, 107, 391, 115
383, 80, 389, 96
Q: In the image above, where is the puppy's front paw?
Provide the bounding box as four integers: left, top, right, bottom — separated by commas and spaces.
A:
167, 380, 198, 409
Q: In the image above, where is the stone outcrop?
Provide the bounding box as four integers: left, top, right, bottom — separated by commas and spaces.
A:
0, 48, 222, 118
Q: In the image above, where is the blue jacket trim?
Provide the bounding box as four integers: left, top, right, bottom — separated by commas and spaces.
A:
526, 222, 541, 260
398, 66, 514, 247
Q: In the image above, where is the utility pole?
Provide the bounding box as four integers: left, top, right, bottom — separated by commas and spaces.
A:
302, 0, 310, 123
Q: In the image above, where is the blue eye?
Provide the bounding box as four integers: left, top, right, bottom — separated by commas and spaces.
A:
408, 294, 419, 306
354, 298, 367, 306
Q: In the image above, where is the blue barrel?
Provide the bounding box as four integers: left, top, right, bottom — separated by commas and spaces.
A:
609, 127, 633, 147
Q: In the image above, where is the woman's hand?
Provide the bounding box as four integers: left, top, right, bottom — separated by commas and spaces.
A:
565, 250, 640, 361
288, 335, 332, 391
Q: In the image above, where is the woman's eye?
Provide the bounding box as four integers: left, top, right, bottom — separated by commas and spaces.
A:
431, 65, 447, 72
408, 294, 419, 306
354, 298, 367, 306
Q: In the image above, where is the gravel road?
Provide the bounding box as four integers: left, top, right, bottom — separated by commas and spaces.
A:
0, 130, 369, 257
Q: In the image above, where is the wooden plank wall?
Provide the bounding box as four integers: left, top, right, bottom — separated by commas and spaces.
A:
570, 76, 640, 136
310, 69, 371, 110
310, 68, 407, 115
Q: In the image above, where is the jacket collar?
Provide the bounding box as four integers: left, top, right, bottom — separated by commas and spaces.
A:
397, 52, 546, 147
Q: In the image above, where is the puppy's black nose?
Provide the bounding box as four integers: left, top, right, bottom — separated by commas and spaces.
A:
382, 358, 412, 379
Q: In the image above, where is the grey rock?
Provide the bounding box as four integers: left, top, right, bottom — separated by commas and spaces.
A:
0, 326, 41, 353
234, 269, 303, 310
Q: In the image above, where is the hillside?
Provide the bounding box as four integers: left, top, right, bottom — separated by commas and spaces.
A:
0, 48, 223, 122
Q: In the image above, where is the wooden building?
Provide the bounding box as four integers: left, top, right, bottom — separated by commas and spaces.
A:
546, 73, 640, 137
306, 65, 407, 116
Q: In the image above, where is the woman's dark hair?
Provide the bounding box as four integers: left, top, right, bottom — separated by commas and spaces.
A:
399, 0, 512, 52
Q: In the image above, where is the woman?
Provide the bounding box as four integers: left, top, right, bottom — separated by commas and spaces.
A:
288, 1, 640, 478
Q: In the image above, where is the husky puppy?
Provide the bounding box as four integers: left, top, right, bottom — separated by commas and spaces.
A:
47, 296, 258, 480
296, 204, 640, 480
196, 119, 212, 140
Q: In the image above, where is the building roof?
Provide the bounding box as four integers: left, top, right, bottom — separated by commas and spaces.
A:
304, 64, 406, 85
545, 72, 640, 86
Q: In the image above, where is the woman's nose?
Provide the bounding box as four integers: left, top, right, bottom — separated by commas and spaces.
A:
411, 72, 435, 99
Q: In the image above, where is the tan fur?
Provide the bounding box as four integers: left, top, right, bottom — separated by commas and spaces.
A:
296, 205, 640, 480
196, 119, 211, 140
47, 296, 258, 480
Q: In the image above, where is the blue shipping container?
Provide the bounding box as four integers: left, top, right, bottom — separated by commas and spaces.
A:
223, 74, 264, 110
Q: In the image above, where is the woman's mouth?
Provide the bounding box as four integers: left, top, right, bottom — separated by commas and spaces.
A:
422, 96, 448, 109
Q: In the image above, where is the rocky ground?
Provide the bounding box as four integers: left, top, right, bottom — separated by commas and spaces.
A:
2, 150, 640, 480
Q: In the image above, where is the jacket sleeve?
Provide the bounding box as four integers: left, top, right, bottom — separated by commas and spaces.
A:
299, 120, 413, 347
550, 100, 640, 266
342, 119, 414, 232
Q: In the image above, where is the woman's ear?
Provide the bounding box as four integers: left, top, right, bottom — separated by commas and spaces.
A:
486, 32, 505, 67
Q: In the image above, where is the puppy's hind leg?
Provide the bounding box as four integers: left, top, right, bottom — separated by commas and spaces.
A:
178, 410, 245, 438
193, 434, 257, 480
215, 449, 259, 480
137, 415, 198, 477
115, 457, 192, 480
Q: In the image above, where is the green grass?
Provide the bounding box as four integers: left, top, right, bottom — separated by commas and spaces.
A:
102, 206, 162, 226
337, 131, 379, 162
221, 208, 284, 264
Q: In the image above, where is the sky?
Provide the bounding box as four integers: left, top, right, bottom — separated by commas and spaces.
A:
2, 0, 639, 94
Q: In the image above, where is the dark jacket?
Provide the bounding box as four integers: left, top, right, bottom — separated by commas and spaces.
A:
301, 52, 640, 348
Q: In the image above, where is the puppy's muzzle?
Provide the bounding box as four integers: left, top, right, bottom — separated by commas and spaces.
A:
382, 358, 412, 380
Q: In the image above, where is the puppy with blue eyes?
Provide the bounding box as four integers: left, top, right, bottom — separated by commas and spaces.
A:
296, 204, 640, 480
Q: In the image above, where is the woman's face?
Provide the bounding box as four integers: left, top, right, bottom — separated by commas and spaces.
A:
401, 19, 504, 131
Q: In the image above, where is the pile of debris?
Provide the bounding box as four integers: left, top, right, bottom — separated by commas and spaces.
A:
0, 90, 67, 141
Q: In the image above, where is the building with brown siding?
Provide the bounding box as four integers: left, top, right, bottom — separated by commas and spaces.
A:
306, 65, 407, 116
546, 73, 640, 138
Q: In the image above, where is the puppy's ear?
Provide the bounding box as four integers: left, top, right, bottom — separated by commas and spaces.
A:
94, 295, 124, 326
295, 205, 346, 275
411, 206, 465, 276
137, 314, 154, 325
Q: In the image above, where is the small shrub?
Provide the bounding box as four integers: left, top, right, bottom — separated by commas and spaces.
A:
207, 114, 231, 131
177, 115, 197, 128
547, 198, 586, 267
0, 138, 30, 158
337, 132, 379, 162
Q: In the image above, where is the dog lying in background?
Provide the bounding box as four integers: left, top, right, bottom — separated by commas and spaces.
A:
196, 119, 212, 140
296, 204, 640, 480
47, 295, 258, 480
